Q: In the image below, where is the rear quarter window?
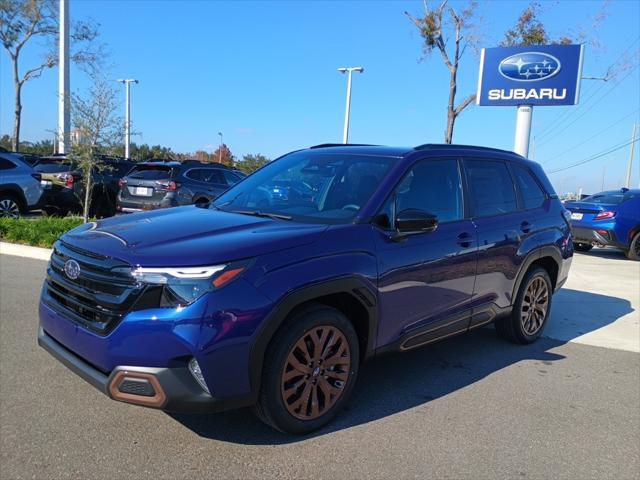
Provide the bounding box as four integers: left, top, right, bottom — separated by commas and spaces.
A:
512, 165, 546, 209
0, 158, 17, 170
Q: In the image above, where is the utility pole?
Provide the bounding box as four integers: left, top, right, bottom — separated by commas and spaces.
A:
337, 67, 364, 144
58, 0, 70, 155
117, 79, 139, 159
217, 132, 223, 163
601, 166, 606, 191
625, 123, 638, 188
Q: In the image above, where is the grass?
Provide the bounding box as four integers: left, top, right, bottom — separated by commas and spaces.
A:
0, 217, 85, 248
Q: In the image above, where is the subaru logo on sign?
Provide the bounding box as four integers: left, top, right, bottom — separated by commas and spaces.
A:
499, 52, 561, 82
64, 259, 81, 280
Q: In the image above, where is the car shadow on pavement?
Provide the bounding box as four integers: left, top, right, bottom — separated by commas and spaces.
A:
575, 247, 629, 261
168, 288, 633, 445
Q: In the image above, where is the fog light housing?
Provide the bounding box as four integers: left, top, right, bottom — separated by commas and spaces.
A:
188, 358, 210, 395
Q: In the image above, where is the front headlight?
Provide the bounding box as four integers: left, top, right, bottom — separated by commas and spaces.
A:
131, 260, 251, 307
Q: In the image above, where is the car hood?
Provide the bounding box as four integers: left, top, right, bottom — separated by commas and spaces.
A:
61, 206, 328, 266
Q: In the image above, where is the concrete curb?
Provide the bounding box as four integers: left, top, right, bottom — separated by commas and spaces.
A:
0, 242, 52, 261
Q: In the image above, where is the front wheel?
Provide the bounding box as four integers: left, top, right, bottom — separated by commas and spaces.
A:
253, 305, 360, 434
496, 267, 552, 344
627, 232, 640, 261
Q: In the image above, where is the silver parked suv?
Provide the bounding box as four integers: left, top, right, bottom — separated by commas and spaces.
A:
0, 152, 44, 218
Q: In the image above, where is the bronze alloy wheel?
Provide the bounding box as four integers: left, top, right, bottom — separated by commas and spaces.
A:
521, 276, 549, 336
280, 325, 351, 420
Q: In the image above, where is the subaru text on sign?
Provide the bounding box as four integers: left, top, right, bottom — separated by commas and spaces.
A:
476, 44, 585, 106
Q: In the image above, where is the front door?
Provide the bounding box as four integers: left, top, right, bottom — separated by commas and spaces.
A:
374, 158, 478, 348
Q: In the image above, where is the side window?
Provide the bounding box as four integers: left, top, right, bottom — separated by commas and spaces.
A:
512, 165, 546, 209
185, 169, 202, 181
0, 158, 17, 170
381, 159, 464, 225
223, 170, 241, 185
202, 169, 225, 184
465, 160, 518, 217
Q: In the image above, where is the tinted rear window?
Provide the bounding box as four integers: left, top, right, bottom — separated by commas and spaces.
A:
583, 191, 639, 204
127, 165, 175, 180
33, 160, 75, 173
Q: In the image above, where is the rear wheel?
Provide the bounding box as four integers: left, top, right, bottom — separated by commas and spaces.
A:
496, 267, 552, 344
627, 232, 640, 261
574, 243, 593, 252
0, 195, 21, 219
253, 305, 359, 434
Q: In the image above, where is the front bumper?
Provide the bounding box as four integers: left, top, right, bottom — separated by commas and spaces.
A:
38, 327, 252, 413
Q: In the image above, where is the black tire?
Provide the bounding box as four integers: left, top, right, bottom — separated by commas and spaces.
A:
0, 194, 22, 219
574, 243, 593, 252
627, 232, 640, 261
253, 304, 360, 434
42, 205, 68, 217
194, 197, 209, 207
496, 267, 553, 344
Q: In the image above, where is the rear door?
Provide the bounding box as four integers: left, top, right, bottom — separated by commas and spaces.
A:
203, 168, 231, 198
464, 159, 531, 310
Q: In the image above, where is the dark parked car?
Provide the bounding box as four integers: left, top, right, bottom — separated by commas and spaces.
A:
0, 152, 44, 218
116, 160, 245, 213
34, 155, 136, 218
38, 144, 572, 434
565, 188, 640, 260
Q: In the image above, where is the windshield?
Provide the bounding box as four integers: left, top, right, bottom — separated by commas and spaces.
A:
213, 151, 395, 223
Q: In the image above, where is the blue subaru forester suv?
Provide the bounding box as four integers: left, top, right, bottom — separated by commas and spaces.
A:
38, 144, 572, 433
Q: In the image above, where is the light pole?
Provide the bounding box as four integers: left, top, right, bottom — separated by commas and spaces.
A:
117, 79, 139, 159
337, 67, 364, 144
217, 132, 223, 163
58, 0, 70, 155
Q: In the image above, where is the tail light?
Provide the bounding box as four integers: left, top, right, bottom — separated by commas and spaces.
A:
594, 211, 615, 221
57, 173, 74, 189
157, 180, 178, 191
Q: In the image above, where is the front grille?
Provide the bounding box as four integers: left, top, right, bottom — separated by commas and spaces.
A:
44, 241, 145, 335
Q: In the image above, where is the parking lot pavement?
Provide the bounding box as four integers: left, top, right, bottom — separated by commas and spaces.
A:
0, 251, 638, 480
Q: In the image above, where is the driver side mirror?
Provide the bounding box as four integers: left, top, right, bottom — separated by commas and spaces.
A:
395, 209, 438, 235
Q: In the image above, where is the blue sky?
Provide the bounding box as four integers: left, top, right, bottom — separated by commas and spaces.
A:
1, 0, 639, 194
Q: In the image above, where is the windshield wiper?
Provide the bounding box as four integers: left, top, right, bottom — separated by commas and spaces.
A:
229, 210, 293, 221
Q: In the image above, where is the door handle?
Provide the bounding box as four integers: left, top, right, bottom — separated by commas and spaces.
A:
457, 232, 473, 248
520, 221, 532, 233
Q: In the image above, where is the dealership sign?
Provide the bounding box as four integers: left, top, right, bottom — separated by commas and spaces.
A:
476, 44, 584, 106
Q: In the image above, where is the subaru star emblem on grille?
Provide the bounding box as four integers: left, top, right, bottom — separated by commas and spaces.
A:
63, 259, 81, 280
499, 52, 561, 82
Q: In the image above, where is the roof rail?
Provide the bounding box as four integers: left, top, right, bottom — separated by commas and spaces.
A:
414, 143, 520, 156
310, 143, 377, 149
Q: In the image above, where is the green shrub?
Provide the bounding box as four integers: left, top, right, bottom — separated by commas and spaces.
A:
0, 217, 85, 248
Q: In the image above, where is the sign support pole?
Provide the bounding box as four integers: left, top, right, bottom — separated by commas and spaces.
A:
514, 105, 533, 158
